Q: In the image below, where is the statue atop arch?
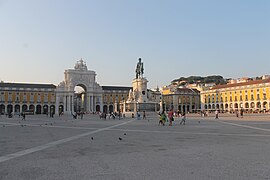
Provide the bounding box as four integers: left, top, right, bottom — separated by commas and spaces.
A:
135, 58, 144, 79
74, 58, 88, 71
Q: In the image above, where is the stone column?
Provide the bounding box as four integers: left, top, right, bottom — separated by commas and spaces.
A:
55, 95, 59, 115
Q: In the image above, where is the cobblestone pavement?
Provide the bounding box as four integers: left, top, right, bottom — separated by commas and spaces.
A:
1, 113, 270, 180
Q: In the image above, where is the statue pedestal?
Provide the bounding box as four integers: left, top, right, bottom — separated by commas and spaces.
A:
132, 78, 148, 103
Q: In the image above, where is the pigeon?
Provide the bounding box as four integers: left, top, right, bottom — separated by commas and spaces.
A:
50, 123, 53, 126
124, 133, 127, 136
21, 125, 24, 127
119, 137, 122, 141
91, 137, 94, 140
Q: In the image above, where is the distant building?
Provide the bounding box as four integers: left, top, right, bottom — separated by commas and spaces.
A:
162, 86, 200, 112
0, 82, 56, 115
0, 59, 161, 115
201, 78, 270, 112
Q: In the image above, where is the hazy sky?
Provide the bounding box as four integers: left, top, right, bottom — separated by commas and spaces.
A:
0, 0, 269, 88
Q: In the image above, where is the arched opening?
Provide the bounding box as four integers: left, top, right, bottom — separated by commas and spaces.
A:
208, 104, 211, 110
36, 105, 42, 114
220, 104, 224, 110
74, 85, 87, 113
50, 105, 55, 116
187, 105, 190, 112
0, 104, 5, 114
245, 102, 249, 109
15, 105, 20, 114
225, 104, 228, 109
22, 105, 28, 112
251, 102, 255, 108
178, 105, 182, 111
256, 102, 261, 109
58, 105, 64, 115
183, 105, 186, 112
263, 102, 267, 109
212, 104, 215, 110
29, 104, 35, 113
96, 105, 100, 112
216, 104, 220, 109
240, 103, 243, 108
7, 104, 13, 114
43, 105, 48, 114
109, 105, 114, 113
234, 103, 238, 109
103, 105, 108, 114
204, 105, 207, 110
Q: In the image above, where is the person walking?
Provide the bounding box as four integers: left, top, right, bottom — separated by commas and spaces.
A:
22, 112, 26, 121
168, 109, 174, 126
180, 112, 186, 125
143, 111, 146, 120
215, 110, 219, 119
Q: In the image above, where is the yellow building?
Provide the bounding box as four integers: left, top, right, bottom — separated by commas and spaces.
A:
201, 79, 270, 113
101, 86, 131, 113
0, 83, 56, 115
162, 86, 200, 112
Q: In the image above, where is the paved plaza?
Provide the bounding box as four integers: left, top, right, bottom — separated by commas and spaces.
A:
1, 113, 270, 180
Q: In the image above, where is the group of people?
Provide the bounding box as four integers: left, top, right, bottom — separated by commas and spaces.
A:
158, 110, 186, 126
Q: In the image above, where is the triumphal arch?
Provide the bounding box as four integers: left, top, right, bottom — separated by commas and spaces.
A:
55, 59, 103, 115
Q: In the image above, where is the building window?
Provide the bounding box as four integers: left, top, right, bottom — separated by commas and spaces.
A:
30, 93, 34, 102
240, 96, 242, 101
251, 94, 254, 101
234, 96, 237, 101
44, 94, 48, 102
230, 97, 232, 102
245, 95, 248, 101
263, 94, 267, 100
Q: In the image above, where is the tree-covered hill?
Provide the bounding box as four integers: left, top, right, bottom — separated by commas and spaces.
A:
171, 75, 226, 85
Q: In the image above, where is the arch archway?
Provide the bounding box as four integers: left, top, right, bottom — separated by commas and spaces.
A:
15, 105, 20, 114
234, 103, 238, 109
7, 104, 13, 114
22, 105, 28, 112
178, 105, 182, 111
103, 105, 108, 114
43, 105, 48, 114
256, 102, 261, 109
0, 104, 5, 114
109, 105, 113, 113
50, 105, 55, 115
36, 105, 42, 114
251, 102, 255, 108
29, 104, 35, 112
74, 84, 87, 113
58, 105, 64, 115
245, 102, 249, 109
96, 105, 100, 112
187, 105, 190, 112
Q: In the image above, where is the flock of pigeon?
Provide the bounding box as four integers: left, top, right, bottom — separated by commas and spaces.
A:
90, 133, 127, 141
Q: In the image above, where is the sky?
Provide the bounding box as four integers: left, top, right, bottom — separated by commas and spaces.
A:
0, 0, 269, 89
